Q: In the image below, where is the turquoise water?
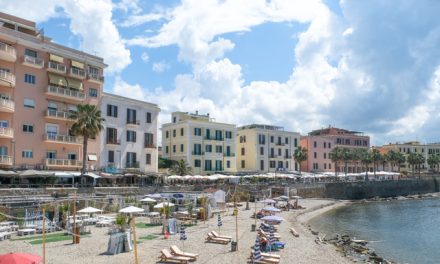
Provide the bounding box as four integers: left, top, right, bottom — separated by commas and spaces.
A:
309, 198, 440, 264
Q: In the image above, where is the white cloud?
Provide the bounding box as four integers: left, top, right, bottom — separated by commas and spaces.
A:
152, 61, 170, 73
141, 52, 149, 63
113, 0, 142, 14
120, 13, 165, 27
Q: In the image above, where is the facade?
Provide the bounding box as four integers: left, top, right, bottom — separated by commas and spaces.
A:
380, 141, 440, 172
99, 93, 160, 173
236, 124, 300, 173
161, 112, 236, 175
300, 127, 370, 173
0, 12, 105, 170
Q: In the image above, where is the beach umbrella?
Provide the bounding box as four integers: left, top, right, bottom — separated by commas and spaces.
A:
268, 224, 276, 253
146, 193, 162, 199
154, 202, 175, 209
261, 215, 284, 222
0, 253, 41, 264
180, 223, 187, 248
262, 207, 281, 213
119, 206, 144, 214
253, 236, 262, 262
139, 197, 156, 203
217, 214, 222, 231
77, 207, 102, 214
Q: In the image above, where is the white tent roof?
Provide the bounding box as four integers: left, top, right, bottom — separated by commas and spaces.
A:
119, 206, 145, 214
154, 202, 175, 208
84, 172, 101, 179
139, 197, 157, 203
77, 207, 102, 213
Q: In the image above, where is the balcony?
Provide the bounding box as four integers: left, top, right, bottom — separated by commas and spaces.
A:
69, 67, 86, 79
126, 120, 140, 126
269, 154, 276, 158
44, 133, 81, 145
0, 42, 16, 62
276, 142, 285, 146
204, 136, 223, 141
126, 162, 140, 169
46, 85, 85, 102
45, 109, 75, 122
144, 144, 156, 149
45, 159, 82, 168
47, 61, 67, 74
0, 155, 12, 166
0, 70, 15, 87
106, 139, 121, 145
284, 155, 291, 159
192, 151, 204, 156
224, 153, 235, 157
0, 127, 14, 139
88, 73, 104, 84
22, 55, 44, 69
0, 99, 14, 113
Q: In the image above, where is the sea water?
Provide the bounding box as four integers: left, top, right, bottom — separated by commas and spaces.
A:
309, 198, 440, 264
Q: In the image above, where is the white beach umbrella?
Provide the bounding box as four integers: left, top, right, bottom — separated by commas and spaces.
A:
119, 206, 145, 214
139, 197, 157, 203
154, 202, 175, 209
77, 207, 103, 214
262, 207, 281, 213
146, 193, 162, 199
261, 215, 284, 222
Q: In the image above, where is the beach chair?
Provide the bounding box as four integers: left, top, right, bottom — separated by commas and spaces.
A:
158, 249, 191, 264
259, 230, 281, 239
251, 256, 280, 264
250, 250, 281, 259
205, 232, 230, 244
170, 245, 198, 261
290, 227, 299, 237
211, 231, 232, 241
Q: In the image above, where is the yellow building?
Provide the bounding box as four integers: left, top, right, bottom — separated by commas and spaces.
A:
161, 111, 236, 175
236, 124, 300, 173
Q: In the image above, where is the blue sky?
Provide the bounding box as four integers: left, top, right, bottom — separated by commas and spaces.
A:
2, 0, 440, 146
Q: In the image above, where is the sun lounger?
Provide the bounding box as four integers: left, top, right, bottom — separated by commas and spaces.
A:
170, 245, 198, 261
211, 231, 232, 241
259, 230, 281, 238
158, 249, 191, 264
290, 227, 299, 237
250, 250, 281, 259
206, 233, 230, 244
251, 256, 280, 264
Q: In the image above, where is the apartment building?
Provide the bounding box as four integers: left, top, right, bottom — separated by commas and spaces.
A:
100, 93, 160, 173
300, 126, 370, 173
0, 12, 105, 170
161, 112, 236, 175
380, 141, 440, 172
236, 124, 300, 173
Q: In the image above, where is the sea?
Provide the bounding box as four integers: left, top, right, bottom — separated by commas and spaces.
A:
309, 198, 440, 264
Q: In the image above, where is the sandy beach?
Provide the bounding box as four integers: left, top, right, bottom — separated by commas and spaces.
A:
0, 199, 352, 264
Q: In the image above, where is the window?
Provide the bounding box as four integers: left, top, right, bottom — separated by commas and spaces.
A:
278, 148, 281, 156
258, 134, 266, 145
166, 130, 169, 138
126, 130, 136, 142
22, 150, 33, 158
225, 131, 232, 139
313, 141, 317, 148
278, 161, 283, 168
294, 138, 298, 147
260, 147, 264, 155
180, 144, 184, 152
324, 142, 327, 148
106, 104, 118, 117
126, 108, 137, 124
106, 128, 118, 144
270, 148, 274, 157
227, 160, 231, 168
285, 149, 289, 158
173, 117, 177, 123
328, 143, 331, 148
205, 145, 212, 153
24, 98, 35, 108
144, 133, 154, 148
180, 128, 184, 136
324, 163, 327, 169
108, 150, 115, 163
329, 163, 331, 170
24, 74, 36, 84
206, 128, 211, 139
215, 145, 222, 153
215, 160, 222, 171
146, 154, 151, 165
277, 137, 282, 145
324, 153, 327, 159
165, 146, 169, 154
226, 146, 231, 156
241, 160, 245, 168
22, 124, 34, 133
215, 130, 222, 140
146, 112, 152, 123
260, 160, 264, 171
205, 160, 212, 171
270, 161, 276, 168
194, 159, 201, 167
270, 136, 274, 143
193, 144, 202, 155
194, 128, 202, 136
67, 153, 77, 160
126, 152, 137, 167
285, 161, 289, 169
285, 137, 288, 144
314, 152, 317, 159
241, 147, 245, 155
172, 145, 176, 153
46, 151, 56, 159
173, 129, 176, 137
89, 65, 99, 75
89, 88, 98, 98
46, 124, 58, 137
25, 49, 37, 58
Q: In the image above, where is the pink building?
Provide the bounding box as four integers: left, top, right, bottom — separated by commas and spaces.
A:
300, 127, 370, 173
0, 12, 105, 170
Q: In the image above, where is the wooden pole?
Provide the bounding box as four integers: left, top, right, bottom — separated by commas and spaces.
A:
42, 208, 46, 264
234, 193, 238, 250
254, 199, 257, 227
72, 192, 77, 244
131, 215, 139, 264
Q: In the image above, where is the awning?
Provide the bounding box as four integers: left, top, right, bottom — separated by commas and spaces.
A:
71, 60, 84, 69
48, 73, 67, 87
88, 154, 97, 161
49, 53, 64, 63
84, 172, 101, 179
67, 77, 83, 90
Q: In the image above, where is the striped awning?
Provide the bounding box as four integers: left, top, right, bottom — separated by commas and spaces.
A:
67, 77, 83, 90
48, 73, 67, 87
71, 60, 84, 69
49, 53, 64, 63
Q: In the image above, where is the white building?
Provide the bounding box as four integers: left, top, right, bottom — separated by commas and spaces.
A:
100, 93, 160, 173
161, 111, 237, 175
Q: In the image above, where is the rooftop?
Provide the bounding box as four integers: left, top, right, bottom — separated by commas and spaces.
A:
308, 126, 364, 136
239, 124, 284, 131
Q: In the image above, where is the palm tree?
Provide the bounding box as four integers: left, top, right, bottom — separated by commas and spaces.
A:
396, 152, 406, 173
70, 104, 104, 175
293, 146, 308, 175
359, 149, 372, 181
169, 159, 192, 176
427, 154, 440, 173
386, 150, 398, 172
341, 148, 351, 176
371, 148, 382, 179
416, 153, 425, 179
407, 152, 418, 178
382, 152, 389, 171
330, 147, 343, 176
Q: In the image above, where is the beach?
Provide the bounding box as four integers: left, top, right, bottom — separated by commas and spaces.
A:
0, 199, 352, 264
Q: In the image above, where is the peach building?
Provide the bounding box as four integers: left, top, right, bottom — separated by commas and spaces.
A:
300, 126, 370, 173
0, 12, 105, 170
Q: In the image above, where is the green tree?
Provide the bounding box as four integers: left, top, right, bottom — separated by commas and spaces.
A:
386, 150, 398, 172
416, 153, 425, 179
341, 148, 352, 176
293, 146, 308, 175
330, 147, 343, 176
427, 154, 440, 173
396, 152, 406, 173
70, 104, 104, 175
359, 149, 372, 181
159, 157, 173, 169
371, 148, 382, 179
169, 159, 192, 176
407, 152, 418, 178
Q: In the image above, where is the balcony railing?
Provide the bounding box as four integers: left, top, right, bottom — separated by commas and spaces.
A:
0, 69, 15, 87
269, 154, 276, 158
44, 133, 81, 144
284, 155, 291, 159
45, 109, 75, 120
0, 127, 13, 138
88, 73, 104, 83
46, 85, 85, 100
0, 155, 12, 166
276, 142, 285, 146
47, 61, 67, 73
23, 55, 44, 68
45, 159, 82, 167
106, 139, 120, 145
204, 136, 223, 141
69, 67, 86, 79
126, 162, 140, 168
224, 153, 235, 157
0, 99, 14, 112
126, 120, 140, 125
0, 42, 16, 62
192, 151, 204, 156
144, 144, 156, 148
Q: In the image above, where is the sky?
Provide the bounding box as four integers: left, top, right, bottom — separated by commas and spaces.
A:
2, 0, 440, 146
